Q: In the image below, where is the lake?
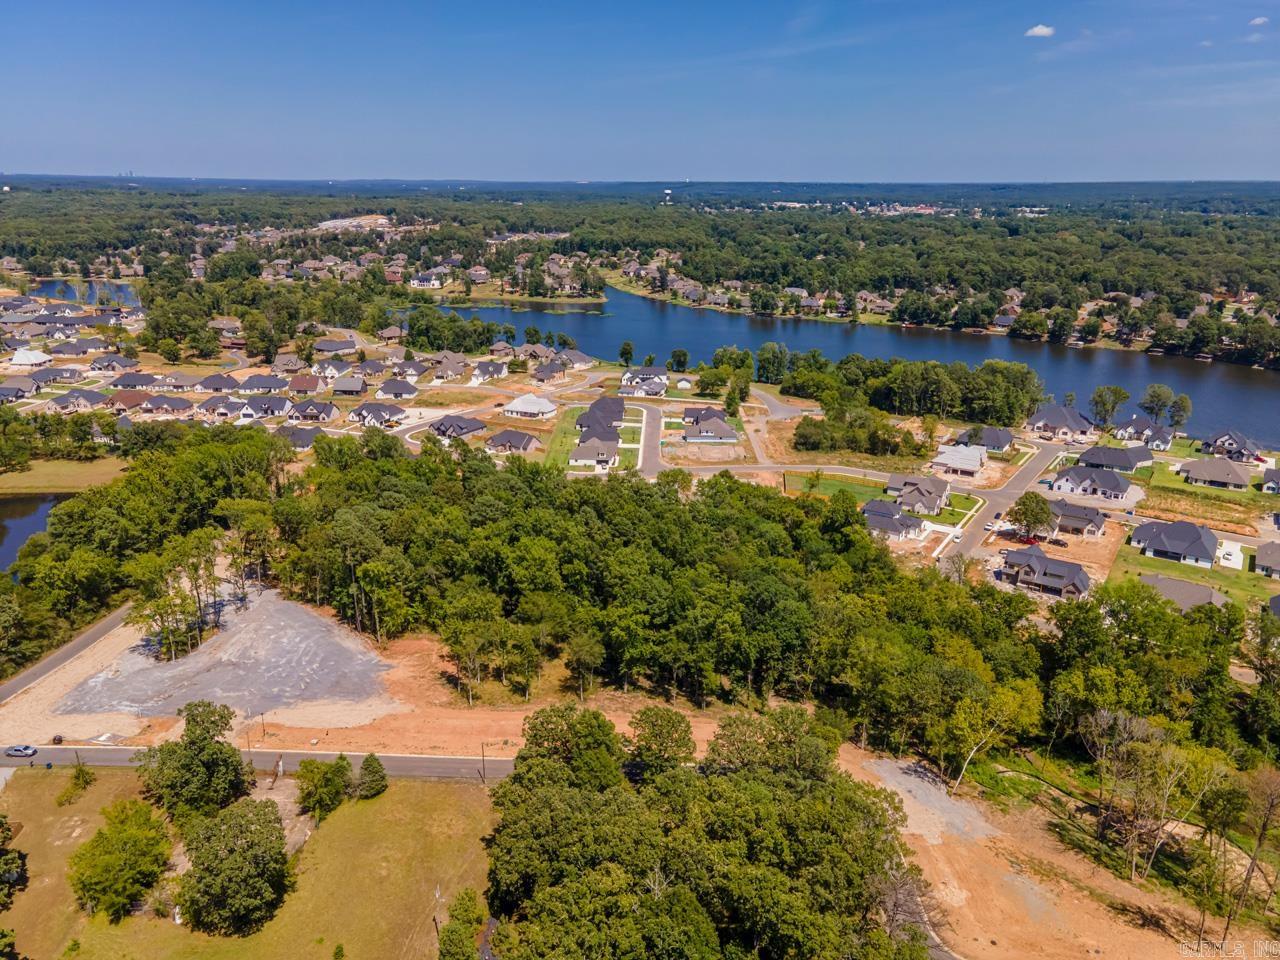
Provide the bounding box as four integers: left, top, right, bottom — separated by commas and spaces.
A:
29, 278, 141, 308
457, 287, 1280, 446
0, 495, 64, 571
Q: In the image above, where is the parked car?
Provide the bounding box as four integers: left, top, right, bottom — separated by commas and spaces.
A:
1048, 538, 1068, 548
952, 533, 962, 542
1017, 535, 1038, 545
994, 512, 1002, 520
984, 522, 994, 532
5, 745, 37, 758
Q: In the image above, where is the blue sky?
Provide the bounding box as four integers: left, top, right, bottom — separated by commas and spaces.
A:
4, 0, 1278, 181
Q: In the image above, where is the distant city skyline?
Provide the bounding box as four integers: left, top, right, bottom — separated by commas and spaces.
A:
6, 0, 1279, 182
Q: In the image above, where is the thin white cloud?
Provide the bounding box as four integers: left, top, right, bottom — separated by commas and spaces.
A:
1200, 39, 1214, 47
1250, 16, 1270, 26
1025, 24, 1056, 38
1245, 31, 1267, 42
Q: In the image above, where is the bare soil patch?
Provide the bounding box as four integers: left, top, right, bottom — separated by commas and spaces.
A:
1039, 520, 1127, 582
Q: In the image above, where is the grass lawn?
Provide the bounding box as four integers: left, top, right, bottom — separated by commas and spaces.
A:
620, 425, 641, 444
933, 493, 982, 527
544, 406, 585, 466
783, 471, 886, 501
1133, 461, 1277, 531
1108, 545, 1280, 607
618, 448, 639, 470
0, 457, 126, 494
9, 775, 494, 960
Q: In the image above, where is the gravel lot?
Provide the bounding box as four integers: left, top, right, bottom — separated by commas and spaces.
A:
56, 590, 391, 718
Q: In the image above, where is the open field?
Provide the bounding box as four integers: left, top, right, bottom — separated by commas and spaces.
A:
1, 771, 492, 960
0, 457, 126, 494
544, 406, 586, 466
1108, 545, 1280, 607
763, 419, 927, 472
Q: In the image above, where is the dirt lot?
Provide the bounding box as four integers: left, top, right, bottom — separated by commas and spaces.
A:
843, 746, 1245, 959
961, 457, 1024, 490
660, 439, 754, 466
1039, 520, 1128, 582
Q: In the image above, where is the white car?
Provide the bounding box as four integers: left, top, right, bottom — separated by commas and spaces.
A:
952, 533, 962, 542
984, 522, 994, 532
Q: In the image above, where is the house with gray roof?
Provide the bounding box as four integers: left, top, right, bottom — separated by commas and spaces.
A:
239, 374, 288, 394
1113, 415, 1161, 441
1139, 574, 1228, 611
1264, 468, 1280, 495
348, 402, 405, 428
1077, 445, 1153, 473
1050, 500, 1106, 537
1131, 520, 1218, 568
275, 424, 325, 450
288, 399, 339, 423
1202, 430, 1263, 462
485, 429, 542, 455
569, 436, 619, 471
331, 375, 368, 396
1256, 541, 1280, 579
470, 360, 508, 384
1180, 457, 1252, 490
1050, 465, 1133, 500
1001, 545, 1091, 598
958, 426, 1014, 452
428, 414, 484, 439
861, 499, 926, 541
375, 379, 417, 400
890, 476, 950, 516
1027, 404, 1096, 441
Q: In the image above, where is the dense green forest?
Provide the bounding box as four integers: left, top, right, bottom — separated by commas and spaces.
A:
477, 703, 925, 960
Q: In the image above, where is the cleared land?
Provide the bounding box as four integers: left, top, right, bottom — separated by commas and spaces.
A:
1, 771, 492, 960
1133, 461, 1276, 535
0, 458, 126, 494
761, 419, 927, 472
782, 472, 978, 525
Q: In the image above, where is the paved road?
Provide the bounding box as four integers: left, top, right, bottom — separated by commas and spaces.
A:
939, 442, 1063, 560
0, 604, 132, 705
0, 744, 515, 782
633, 402, 665, 478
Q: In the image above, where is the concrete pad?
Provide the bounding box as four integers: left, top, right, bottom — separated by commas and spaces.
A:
1218, 540, 1244, 569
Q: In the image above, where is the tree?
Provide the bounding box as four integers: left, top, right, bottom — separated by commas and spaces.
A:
669, 348, 688, 372
944, 679, 1042, 794
618, 341, 634, 367
628, 706, 695, 782
357, 753, 388, 799
1169, 393, 1193, 428
1089, 385, 1129, 428
695, 366, 729, 397
1138, 383, 1176, 423
1006, 491, 1053, 539
69, 799, 171, 922
179, 798, 290, 936
0, 814, 25, 912
296, 754, 354, 821
135, 700, 251, 816
156, 338, 182, 363
1222, 766, 1280, 945
438, 888, 484, 960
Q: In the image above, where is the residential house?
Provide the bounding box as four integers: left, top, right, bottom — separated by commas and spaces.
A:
239, 374, 288, 394
110, 390, 153, 413
1050, 465, 1133, 500
516, 343, 556, 363
1050, 500, 1106, 537
31, 367, 83, 386
1263, 468, 1280, 495
861, 500, 926, 541
1001, 545, 1091, 598
288, 399, 340, 423
195, 373, 241, 393
427, 359, 468, 384
375, 379, 417, 401
1147, 427, 1174, 451
532, 361, 567, 384
1131, 520, 1218, 568
348, 402, 405, 428
485, 429, 542, 455
490, 341, 515, 358
90, 354, 138, 373
9, 348, 52, 369
46, 388, 107, 414
556, 349, 594, 370
931, 444, 985, 478
151, 372, 202, 393
428, 414, 484, 440
891, 476, 950, 516
393, 360, 429, 382
356, 360, 386, 379
467, 265, 491, 284
1139, 574, 1228, 611
239, 396, 292, 421
1113, 415, 1161, 441
621, 365, 670, 388
1202, 430, 1263, 462
1257, 542, 1280, 579
470, 361, 507, 385
1180, 457, 1252, 490
503, 393, 557, 419
1077, 445, 1153, 473
271, 354, 307, 375
376, 325, 403, 343
198, 396, 248, 420
110, 371, 157, 390
331, 375, 368, 397
1027, 404, 1096, 442
313, 337, 357, 356
569, 437, 619, 471
140, 395, 194, 416
685, 416, 737, 443
957, 426, 1014, 452
313, 359, 352, 381
275, 425, 325, 451
50, 338, 105, 357
288, 374, 322, 396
